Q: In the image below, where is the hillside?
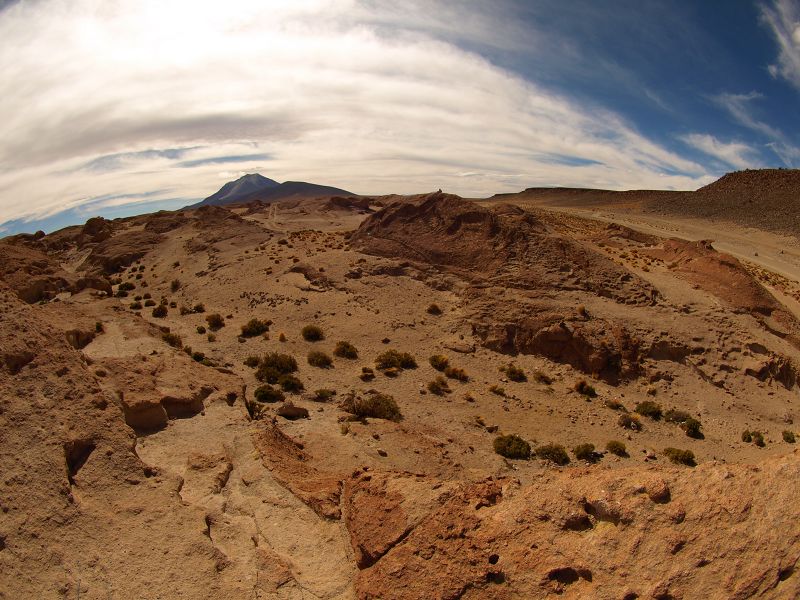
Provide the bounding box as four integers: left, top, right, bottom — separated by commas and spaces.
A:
198, 174, 356, 207
1, 192, 799, 598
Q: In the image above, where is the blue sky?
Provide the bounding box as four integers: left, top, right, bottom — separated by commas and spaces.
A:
0, 0, 798, 234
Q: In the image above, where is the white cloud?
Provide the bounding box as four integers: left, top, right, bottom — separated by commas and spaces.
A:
0, 0, 714, 226
761, 0, 800, 91
679, 133, 760, 170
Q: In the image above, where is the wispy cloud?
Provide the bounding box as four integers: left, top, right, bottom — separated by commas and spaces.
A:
761, 0, 800, 91
679, 133, 760, 170
0, 0, 715, 226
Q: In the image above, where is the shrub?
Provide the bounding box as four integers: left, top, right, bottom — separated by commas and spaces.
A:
334, 341, 358, 359
532, 371, 553, 385
255, 353, 298, 383
429, 354, 449, 371
170, 279, 181, 292
427, 376, 451, 396
752, 431, 765, 447
152, 304, 168, 318
193, 303, 205, 313
130, 301, 143, 310
493, 434, 531, 459
663, 447, 696, 466
241, 318, 271, 338
574, 379, 597, 398
207, 334, 216, 342
375, 350, 417, 370
664, 408, 691, 423
489, 385, 506, 397
618, 413, 642, 431
196, 325, 206, 334
144, 299, 156, 307
635, 400, 663, 420
115, 289, 129, 298
206, 313, 225, 331
742, 430, 752, 443
162, 332, 182, 348
681, 417, 703, 439
244, 355, 260, 368
254, 385, 284, 404
180, 305, 192, 315
191, 351, 205, 362
606, 440, 628, 457
278, 374, 304, 393
426, 303, 442, 315
360, 367, 375, 382
341, 391, 402, 422
503, 364, 526, 382
301, 324, 324, 341
308, 350, 333, 368
604, 399, 626, 411
245, 398, 267, 420
783, 430, 796, 443
535, 443, 570, 465
444, 366, 469, 382
119, 282, 136, 291
313, 388, 336, 402
143, 293, 152, 299
94, 321, 104, 333
573, 443, 597, 462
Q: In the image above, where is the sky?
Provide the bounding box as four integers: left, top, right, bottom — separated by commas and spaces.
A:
0, 0, 799, 234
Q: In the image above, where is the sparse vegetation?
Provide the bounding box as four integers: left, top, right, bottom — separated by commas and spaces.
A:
360, 367, 375, 382
664, 408, 691, 423
254, 385, 284, 404
426, 303, 442, 315
119, 282, 136, 292
206, 313, 225, 331
245, 398, 267, 420
334, 341, 359, 359
489, 385, 507, 397
573, 443, 598, 462
130, 301, 143, 310
783, 430, 796, 443
535, 443, 570, 466
574, 379, 597, 398
170, 279, 181, 292
663, 447, 696, 466
244, 355, 260, 368
241, 318, 271, 338
681, 417, 703, 439
429, 354, 449, 371
375, 350, 417, 370
196, 325, 206, 334
152, 304, 168, 318
162, 332, 182, 348
307, 350, 333, 368
277, 374, 304, 393
532, 371, 553, 385
606, 440, 628, 457
427, 376, 451, 396
742, 429, 765, 446
301, 324, 324, 341
192, 303, 205, 313
503, 363, 526, 382
635, 400, 663, 420
618, 413, 642, 431
95, 321, 104, 333
604, 399, 626, 411
313, 388, 336, 402
444, 366, 469, 382
493, 434, 531, 459
742, 430, 752, 443
341, 390, 402, 421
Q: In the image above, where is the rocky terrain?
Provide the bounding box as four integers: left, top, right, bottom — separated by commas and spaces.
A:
1, 172, 799, 599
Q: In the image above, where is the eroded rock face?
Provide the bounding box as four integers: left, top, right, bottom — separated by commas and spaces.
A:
348, 458, 800, 600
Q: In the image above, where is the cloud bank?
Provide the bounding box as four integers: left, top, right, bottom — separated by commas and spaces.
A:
0, 0, 742, 228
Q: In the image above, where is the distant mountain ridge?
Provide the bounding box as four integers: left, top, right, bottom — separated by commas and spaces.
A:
195, 174, 356, 207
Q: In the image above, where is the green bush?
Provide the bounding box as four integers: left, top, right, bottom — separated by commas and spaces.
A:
618, 413, 642, 431
255, 353, 298, 383
444, 366, 469, 382
493, 434, 531, 459
535, 443, 570, 465
742, 430, 752, 443
152, 304, 168, 318
375, 350, 417, 370
663, 447, 696, 466
241, 318, 271, 337
783, 430, 796, 443
427, 376, 450, 396
254, 385, 284, 404
313, 389, 336, 402
341, 391, 402, 422
162, 332, 182, 348
664, 408, 691, 423
278, 374, 304, 393
429, 354, 449, 371
308, 350, 333, 368
635, 400, 663, 420
301, 324, 324, 341
206, 313, 225, 331
333, 341, 358, 359
573, 443, 597, 462
426, 303, 442, 315
681, 417, 703, 439
503, 364, 526, 382
574, 379, 597, 398
753, 431, 765, 447
605, 440, 628, 457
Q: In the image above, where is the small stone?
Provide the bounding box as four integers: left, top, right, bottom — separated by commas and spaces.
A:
377, 448, 388, 457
